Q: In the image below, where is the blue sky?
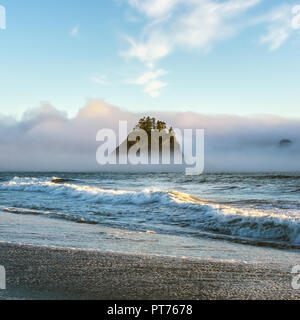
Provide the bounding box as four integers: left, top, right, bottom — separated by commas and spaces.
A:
0, 0, 300, 118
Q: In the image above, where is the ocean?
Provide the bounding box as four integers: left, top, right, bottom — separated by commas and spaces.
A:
0, 172, 299, 268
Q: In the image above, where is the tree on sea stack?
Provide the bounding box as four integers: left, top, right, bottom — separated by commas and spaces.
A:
115, 117, 182, 162
135, 117, 167, 134
134, 117, 170, 146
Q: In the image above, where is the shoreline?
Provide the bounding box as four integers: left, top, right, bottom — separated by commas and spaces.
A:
0, 242, 299, 300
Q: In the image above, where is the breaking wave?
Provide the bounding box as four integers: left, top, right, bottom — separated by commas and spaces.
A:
1, 177, 300, 247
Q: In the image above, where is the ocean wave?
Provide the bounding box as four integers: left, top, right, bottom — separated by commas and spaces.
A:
0, 177, 171, 205
1, 206, 98, 225
247, 174, 300, 180
1, 177, 300, 247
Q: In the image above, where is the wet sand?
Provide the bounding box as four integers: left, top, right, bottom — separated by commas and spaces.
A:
0, 242, 299, 300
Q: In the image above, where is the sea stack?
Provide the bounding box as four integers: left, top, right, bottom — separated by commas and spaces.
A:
279, 139, 292, 148
115, 116, 183, 164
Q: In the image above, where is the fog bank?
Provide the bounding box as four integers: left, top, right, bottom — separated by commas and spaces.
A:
0, 100, 299, 172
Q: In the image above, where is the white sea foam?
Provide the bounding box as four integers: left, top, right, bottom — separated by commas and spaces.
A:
1, 177, 300, 246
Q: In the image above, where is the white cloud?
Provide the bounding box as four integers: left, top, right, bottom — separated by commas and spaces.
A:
123, 1, 300, 97
135, 69, 167, 84
260, 4, 300, 50
291, 5, 300, 29
90, 75, 110, 85
174, 0, 260, 49
70, 25, 79, 37
143, 80, 167, 97
125, 1, 300, 59
124, 0, 261, 67
128, 0, 180, 17
124, 0, 261, 97
127, 69, 168, 97
261, 28, 289, 51
124, 35, 171, 68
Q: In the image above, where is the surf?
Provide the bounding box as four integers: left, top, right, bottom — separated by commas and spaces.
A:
1, 176, 299, 248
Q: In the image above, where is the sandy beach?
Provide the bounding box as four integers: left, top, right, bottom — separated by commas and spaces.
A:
0, 242, 299, 300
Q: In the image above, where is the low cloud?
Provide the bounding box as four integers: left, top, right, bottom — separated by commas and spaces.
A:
0, 100, 300, 172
